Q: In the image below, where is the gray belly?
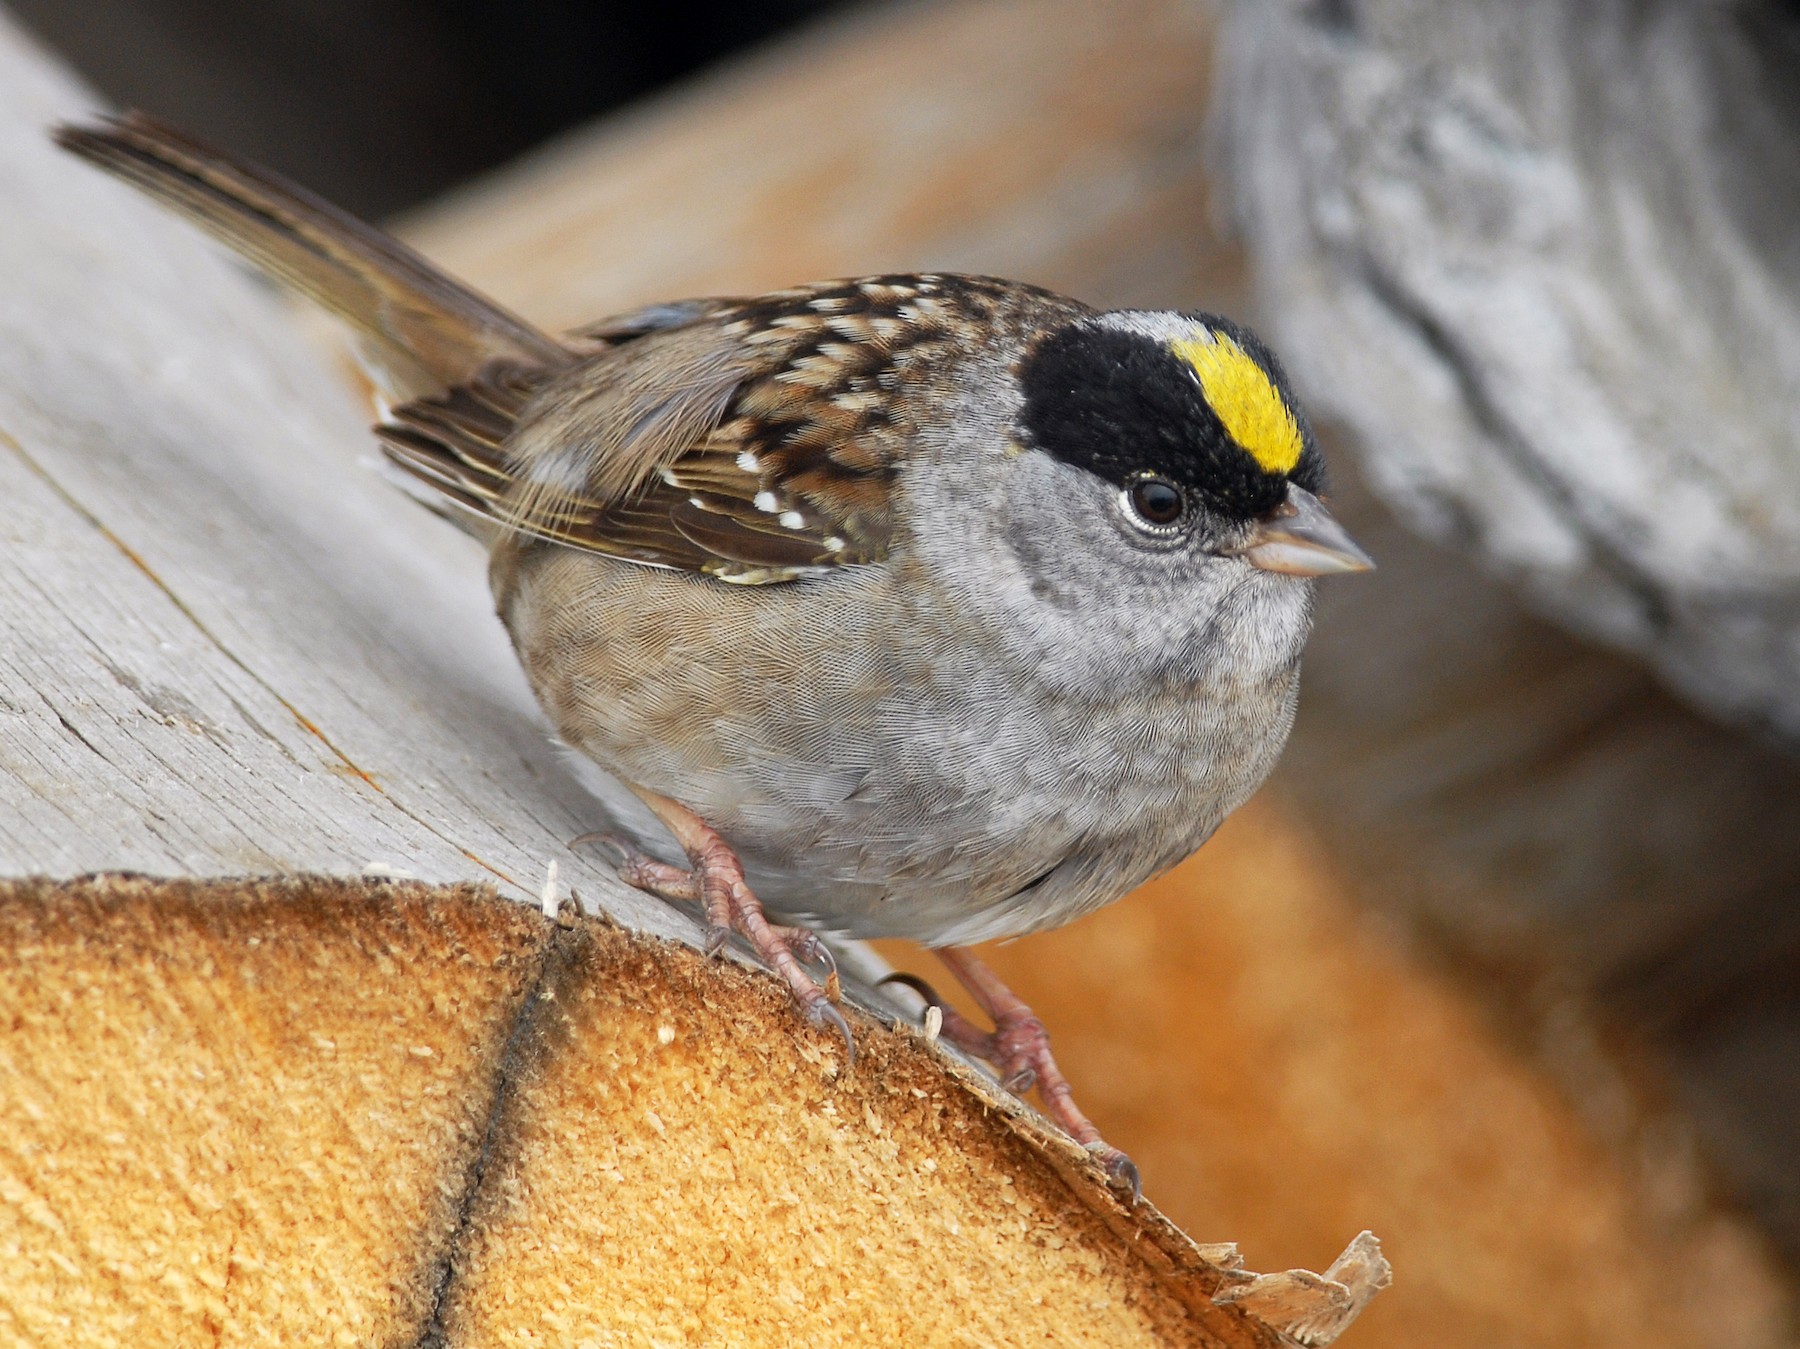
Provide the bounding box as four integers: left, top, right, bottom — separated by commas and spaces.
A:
500, 544, 1307, 946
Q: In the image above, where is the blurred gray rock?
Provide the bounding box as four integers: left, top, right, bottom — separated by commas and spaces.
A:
1214, 0, 1800, 742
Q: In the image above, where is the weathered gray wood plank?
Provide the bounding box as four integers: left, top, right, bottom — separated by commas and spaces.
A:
0, 14, 697, 947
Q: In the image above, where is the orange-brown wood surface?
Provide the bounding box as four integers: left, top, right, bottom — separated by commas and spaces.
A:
1, 877, 1360, 1347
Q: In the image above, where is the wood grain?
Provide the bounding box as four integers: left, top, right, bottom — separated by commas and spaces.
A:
0, 877, 1377, 1348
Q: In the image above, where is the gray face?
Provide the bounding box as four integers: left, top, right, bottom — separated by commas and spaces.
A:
895, 329, 1317, 701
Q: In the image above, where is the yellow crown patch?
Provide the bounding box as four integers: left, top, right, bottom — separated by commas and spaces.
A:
1170, 331, 1303, 476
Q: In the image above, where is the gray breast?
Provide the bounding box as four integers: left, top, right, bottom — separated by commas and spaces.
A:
500, 464, 1314, 947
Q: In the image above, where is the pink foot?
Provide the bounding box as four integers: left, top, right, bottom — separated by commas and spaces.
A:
572, 818, 851, 1062
888, 949, 1140, 1201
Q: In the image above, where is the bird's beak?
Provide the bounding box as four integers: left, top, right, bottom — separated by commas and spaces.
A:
1232, 483, 1375, 577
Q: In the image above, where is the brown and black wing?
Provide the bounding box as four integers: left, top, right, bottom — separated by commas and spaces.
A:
379, 275, 1007, 584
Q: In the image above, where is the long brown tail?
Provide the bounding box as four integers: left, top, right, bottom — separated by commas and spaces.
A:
53, 111, 570, 397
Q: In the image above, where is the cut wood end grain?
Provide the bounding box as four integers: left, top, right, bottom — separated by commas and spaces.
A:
0, 875, 1384, 1346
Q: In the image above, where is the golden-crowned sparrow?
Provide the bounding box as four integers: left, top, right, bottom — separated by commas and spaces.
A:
56, 113, 1372, 1194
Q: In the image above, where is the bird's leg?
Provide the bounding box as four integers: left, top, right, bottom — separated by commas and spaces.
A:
573, 790, 851, 1060
572, 832, 829, 980
931, 946, 1139, 1199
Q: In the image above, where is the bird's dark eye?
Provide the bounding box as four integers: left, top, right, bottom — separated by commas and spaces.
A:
1126, 475, 1185, 528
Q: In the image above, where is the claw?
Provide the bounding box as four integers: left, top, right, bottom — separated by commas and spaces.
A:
808, 998, 857, 1068
781, 936, 842, 1001
877, 971, 946, 1011
809, 939, 836, 980
1091, 1145, 1143, 1203
568, 830, 627, 863
701, 923, 732, 959
1002, 1067, 1037, 1095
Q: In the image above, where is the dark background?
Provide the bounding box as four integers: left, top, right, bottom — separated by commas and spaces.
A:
14, 0, 856, 217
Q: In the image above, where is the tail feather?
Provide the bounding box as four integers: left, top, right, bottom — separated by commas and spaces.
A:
54, 111, 569, 397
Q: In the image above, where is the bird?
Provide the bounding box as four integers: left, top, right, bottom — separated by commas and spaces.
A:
55, 111, 1373, 1196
